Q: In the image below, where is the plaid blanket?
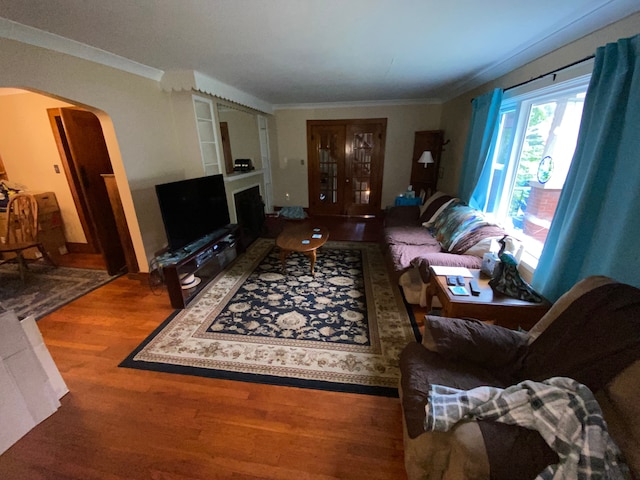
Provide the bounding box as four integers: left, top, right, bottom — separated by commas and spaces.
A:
425, 377, 629, 479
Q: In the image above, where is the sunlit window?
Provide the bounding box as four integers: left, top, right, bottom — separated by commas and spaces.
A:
479, 75, 591, 269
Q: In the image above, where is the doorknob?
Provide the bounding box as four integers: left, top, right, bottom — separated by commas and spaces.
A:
346, 178, 350, 183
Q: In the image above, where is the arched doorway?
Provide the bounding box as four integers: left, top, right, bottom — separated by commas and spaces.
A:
0, 88, 137, 275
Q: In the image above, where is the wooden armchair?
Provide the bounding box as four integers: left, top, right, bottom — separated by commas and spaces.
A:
0, 193, 56, 281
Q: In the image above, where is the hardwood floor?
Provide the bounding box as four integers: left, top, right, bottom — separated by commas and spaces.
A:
0, 216, 412, 480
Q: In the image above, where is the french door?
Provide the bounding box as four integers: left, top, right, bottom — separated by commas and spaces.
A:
307, 119, 386, 216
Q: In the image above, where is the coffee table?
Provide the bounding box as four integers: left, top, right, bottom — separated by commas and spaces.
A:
276, 224, 329, 275
426, 267, 551, 330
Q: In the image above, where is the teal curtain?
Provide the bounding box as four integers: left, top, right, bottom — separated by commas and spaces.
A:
532, 34, 640, 301
457, 88, 503, 209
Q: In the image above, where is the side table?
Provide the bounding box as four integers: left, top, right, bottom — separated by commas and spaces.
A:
426, 268, 551, 330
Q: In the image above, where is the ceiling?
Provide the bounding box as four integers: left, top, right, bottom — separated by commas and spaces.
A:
1, 0, 639, 106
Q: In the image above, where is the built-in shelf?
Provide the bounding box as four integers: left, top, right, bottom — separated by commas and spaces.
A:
223, 169, 264, 182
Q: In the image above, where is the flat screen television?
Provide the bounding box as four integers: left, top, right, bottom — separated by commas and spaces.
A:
155, 174, 230, 252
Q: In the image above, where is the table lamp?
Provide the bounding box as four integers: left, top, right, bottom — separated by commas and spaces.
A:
418, 151, 434, 167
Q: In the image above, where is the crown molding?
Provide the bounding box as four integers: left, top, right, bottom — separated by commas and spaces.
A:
440, 1, 640, 101
272, 97, 442, 111
160, 70, 273, 114
0, 18, 164, 81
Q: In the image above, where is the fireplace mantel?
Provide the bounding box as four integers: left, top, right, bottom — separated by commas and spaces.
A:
223, 169, 264, 183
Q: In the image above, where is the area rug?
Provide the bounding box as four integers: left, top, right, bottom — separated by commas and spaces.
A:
121, 238, 420, 396
0, 263, 119, 320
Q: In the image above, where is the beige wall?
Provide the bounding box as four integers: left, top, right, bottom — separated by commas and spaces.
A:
0, 92, 88, 242
272, 103, 442, 209
0, 37, 191, 271
439, 12, 640, 196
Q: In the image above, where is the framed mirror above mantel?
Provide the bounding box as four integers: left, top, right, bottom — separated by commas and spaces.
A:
216, 102, 262, 175
179, 90, 274, 216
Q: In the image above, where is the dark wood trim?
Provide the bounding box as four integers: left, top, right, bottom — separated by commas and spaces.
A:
47, 108, 100, 253
102, 174, 139, 274
66, 242, 95, 254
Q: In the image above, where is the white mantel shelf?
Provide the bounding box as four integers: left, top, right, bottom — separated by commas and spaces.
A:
223, 169, 264, 183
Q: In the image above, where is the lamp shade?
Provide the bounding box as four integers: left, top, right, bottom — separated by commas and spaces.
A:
418, 151, 435, 167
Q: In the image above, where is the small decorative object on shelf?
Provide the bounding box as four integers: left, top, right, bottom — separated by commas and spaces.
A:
404, 185, 415, 198
481, 252, 500, 277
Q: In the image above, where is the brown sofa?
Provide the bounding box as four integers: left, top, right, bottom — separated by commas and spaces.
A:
399, 275, 640, 479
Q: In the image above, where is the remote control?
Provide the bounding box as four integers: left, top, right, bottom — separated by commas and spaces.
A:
469, 280, 481, 296
456, 275, 465, 286
446, 276, 456, 286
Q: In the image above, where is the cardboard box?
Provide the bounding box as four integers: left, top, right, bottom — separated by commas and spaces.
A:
0, 311, 67, 455
33, 192, 60, 215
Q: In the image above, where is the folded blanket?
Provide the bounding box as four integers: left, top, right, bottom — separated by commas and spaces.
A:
425, 377, 629, 480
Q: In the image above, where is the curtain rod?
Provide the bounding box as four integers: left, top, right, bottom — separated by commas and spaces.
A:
504, 54, 595, 92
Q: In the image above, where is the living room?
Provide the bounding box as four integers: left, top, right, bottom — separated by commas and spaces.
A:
0, 9, 637, 279
1, 2, 640, 478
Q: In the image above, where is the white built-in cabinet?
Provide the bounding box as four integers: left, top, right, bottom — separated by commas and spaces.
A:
192, 95, 221, 176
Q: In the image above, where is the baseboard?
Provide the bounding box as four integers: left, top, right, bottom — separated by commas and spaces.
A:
66, 242, 96, 254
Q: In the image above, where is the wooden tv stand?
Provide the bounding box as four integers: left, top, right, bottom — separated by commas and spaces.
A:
158, 224, 241, 309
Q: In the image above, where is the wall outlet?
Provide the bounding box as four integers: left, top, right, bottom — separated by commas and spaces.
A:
300, 159, 305, 166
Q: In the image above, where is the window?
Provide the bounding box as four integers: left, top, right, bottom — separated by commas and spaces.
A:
477, 72, 591, 270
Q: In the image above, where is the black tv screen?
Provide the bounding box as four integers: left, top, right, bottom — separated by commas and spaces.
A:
155, 174, 230, 252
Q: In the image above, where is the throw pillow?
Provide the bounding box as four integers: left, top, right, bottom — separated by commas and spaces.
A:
453, 225, 507, 255
419, 192, 457, 225
433, 203, 494, 252
423, 315, 529, 368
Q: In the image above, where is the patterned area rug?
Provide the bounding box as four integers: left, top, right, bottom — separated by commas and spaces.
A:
0, 263, 119, 320
121, 238, 419, 396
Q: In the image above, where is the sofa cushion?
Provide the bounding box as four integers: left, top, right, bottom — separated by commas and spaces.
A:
412, 252, 483, 283
383, 205, 420, 228
383, 225, 439, 247
400, 342, 506, 439
526, 275, 616, 343
423, 315, 529, 369
597, 360, 640, 477
519, 282, 640, 391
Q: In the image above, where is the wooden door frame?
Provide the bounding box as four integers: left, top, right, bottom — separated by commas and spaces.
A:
307, 118, 386, 216
47, 107, 100, 253
47, 107, 137, 276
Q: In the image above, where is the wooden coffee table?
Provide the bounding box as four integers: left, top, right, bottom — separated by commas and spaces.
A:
276, 225, 329, 275
426, 267, 551, 330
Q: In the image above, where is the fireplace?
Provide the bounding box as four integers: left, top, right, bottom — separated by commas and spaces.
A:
234, 186, 265, 249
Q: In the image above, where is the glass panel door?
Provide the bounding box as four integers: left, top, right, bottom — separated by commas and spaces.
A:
318, 132, 339, 205
350, 132, 373, 206
308, 124, 345, 215
345, 122, 385, 216
307, 120, 385, 216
